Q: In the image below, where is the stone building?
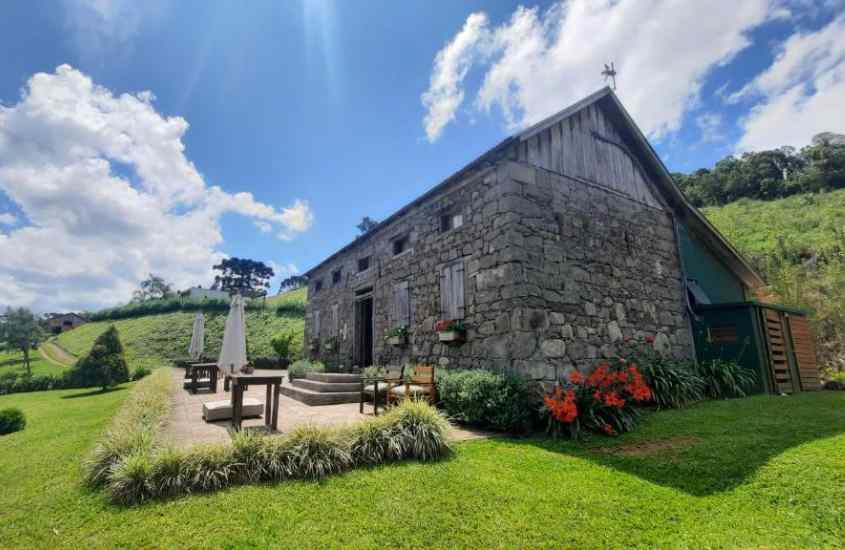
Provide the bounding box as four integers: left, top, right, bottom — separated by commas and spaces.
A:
303, 88, 763, 380
47, 312, 87, 334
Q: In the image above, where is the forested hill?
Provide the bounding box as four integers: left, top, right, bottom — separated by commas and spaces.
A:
673, 133, 845, 208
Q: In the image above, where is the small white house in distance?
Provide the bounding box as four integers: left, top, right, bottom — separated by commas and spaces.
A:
188, 287, 230, 301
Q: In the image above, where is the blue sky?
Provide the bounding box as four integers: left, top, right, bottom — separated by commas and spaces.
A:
0, 0, 843, 312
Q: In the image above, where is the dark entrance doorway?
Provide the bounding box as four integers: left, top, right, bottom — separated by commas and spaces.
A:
354, 295, 374, 367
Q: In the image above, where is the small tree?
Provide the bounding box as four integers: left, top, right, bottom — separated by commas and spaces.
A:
0, 307, 45, 377
70, 326, 130, 391
271, 332, 296, 366
278, 275, 308, 293
356, 216, 378, 234
132, 274, 174, 302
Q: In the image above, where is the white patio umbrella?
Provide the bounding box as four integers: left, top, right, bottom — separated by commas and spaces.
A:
217, 294, 248, 377
188, 313, 205, 360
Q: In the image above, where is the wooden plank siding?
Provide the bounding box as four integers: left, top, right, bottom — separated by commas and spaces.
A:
786, 315, 821, 390
515, 103, 662, 208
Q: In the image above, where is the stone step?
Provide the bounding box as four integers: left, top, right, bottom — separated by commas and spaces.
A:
305, 372, 361, 383
280, 384, 360, 406
292, 378, 361, 393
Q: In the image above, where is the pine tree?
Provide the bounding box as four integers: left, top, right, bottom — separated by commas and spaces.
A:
70, 326, 130, 390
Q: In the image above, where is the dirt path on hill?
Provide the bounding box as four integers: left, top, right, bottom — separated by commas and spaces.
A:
39, 340, 77, 367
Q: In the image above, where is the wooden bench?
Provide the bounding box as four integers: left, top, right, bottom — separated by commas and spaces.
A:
388, 365, 436, 406
360, 365, 405, 416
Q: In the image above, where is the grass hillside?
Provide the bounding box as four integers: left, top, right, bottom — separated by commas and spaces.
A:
56, 288, 307, 371
703, 190, 845, 372
0, 348, 66, 378
703, 189, 845, 260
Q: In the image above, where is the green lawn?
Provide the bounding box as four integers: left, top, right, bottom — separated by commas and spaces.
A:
0, 348, 67, 378
2, 387, 844, 549
56, 288, 307, 371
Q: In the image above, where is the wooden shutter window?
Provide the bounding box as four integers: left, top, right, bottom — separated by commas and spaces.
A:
313, 310, 321, 337
331, 304, 339, 335
439, 261, 465, 320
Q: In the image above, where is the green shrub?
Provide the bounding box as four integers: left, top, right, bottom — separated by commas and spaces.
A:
0, 373, 73, 395
275, 302, 307, 318
695, 359, 757, 399
89, 297, 269, 321
95, 399, 450, 505
69, 326, 130, 390
288, 359, 325, 379
131, 367, 152, 381
83, 368, 171, 487
0, 407, 26, 435
362, 365, 387, 379
437, 369, 537, 433
251, 357, 280, 369
270, 332, 295, 363
823, 370, 845, 390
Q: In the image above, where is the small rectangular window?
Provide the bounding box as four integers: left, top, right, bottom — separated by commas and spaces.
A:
314, 279, 323, 293
393, 235, 409, 256
358, 256, 370, 272
710, 325, 738, 343
440, 213, 463, 232
332, 268, 342, 286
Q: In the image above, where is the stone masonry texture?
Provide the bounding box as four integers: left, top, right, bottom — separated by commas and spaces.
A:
305, 160, 693, 380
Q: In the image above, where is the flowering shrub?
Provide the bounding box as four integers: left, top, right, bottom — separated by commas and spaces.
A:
543, 359, 653, 439
434, 320, 465, 333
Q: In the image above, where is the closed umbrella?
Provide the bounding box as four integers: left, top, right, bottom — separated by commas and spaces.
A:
218, 294, 248, 377
188, 313, 205, 360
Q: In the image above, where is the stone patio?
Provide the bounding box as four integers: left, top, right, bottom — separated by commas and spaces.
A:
163, 367, 489, 448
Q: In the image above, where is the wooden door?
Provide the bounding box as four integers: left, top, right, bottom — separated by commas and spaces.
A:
785, 315, 821, 391
761, 308, 798, 394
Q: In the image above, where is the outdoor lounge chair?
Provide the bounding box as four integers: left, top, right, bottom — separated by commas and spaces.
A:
388, 365, 436, 406
360, 365, 404, 416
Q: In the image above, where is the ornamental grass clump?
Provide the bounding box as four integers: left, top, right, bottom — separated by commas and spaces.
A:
278, 425, 352, 480
695, 359, 757, 399
543, 358, 653, 439
618, 336, 705, 409
83, 368, 171, 487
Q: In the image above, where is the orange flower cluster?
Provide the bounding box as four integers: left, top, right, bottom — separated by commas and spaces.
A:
544, 361, 653, 427
543, 386, 578, 423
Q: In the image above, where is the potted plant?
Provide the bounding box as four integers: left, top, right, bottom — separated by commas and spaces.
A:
435, 319, 466, 343
385, 326, 409, 346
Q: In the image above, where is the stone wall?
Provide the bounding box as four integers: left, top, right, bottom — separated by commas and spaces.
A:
305, 160, 693, 379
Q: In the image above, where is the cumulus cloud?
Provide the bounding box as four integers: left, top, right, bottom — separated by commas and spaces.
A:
61, 0, 168, 58
421, 12, 490, 142
422, 0, 774, 141
0, 65, 312, 311
735, 14, 845, 151
0, 212, 16, 225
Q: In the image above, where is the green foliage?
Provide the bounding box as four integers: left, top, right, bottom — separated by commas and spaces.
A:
82, 369, 171, 487
675, 141, 845, 207
69, 326, 129, 390
436, 369, 537, 433
0, 307, 46, 376
0, 407, 26, 435
89, 296, 265, 322
270, 331, 295, 362
288, 359, 325, 379
694, 359, 757, 399
362, 365, 387, 379
131, 367, 151, 381
91, 398, 449, 504
617, 337, 705, 409
212, 257, 274, 297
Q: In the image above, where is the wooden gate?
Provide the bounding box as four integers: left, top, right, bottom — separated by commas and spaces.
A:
785, 315, 821, 391
761, 309, 798, 394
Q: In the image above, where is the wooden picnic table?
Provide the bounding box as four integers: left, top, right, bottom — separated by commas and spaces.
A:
228, 369, 284, 432
185, 362, 218, 394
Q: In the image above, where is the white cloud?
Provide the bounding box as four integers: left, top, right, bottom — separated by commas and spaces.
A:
696, 113, 726, 144
254, 221, 272, 233
421, 12, 489, 142
423, 0, 774, 141
0, 65, 312, 312
736, 14, 845, 151
0, 212, 16, 225
61, 0, 168, 58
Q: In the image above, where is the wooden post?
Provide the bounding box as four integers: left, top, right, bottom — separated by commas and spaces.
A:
271, 382, 280, 431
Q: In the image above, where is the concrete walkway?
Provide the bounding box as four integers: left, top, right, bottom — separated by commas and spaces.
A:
162, 367, 489, 449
